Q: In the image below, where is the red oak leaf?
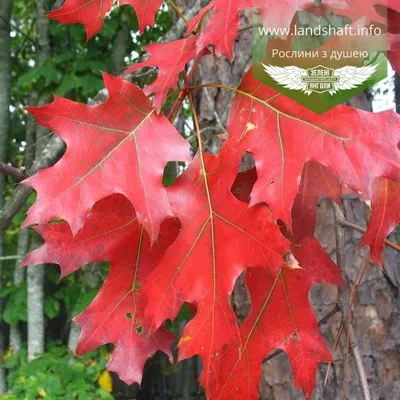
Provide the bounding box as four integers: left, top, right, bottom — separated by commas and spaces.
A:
142, 151, 292, 390
24, 194, 180, 385
223, 69, 400, 230
48, 0, 162, 39
24, 73, 190, 242
361, 177, 400, 266
187, 0, 338, 59
287, 162, 343, 243
208, 237, 344, 400
230, 167, 257, 203
75, 221, 179, 385
23, 194, 138, 277
232, 163, 343, 243
123, 36, 198, 112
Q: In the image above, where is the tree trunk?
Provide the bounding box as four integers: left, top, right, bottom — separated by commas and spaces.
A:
67, 265, 101, 353
112, 13, 130, 75
9, 230, 29, 354
27, 0, 52, 361
192, 13, 252, 151
9, 93, 37, 354
0, 0, 12, 392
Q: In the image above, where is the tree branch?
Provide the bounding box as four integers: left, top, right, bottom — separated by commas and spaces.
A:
339, 218, 400, 253
332, 201, 371, 400
0, 161, 27, 182
238, 22, 262, 33
0, 136, 65, 232
0, 14, 38, 47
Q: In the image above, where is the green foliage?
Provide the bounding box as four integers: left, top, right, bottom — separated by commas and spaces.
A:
44, 295, 60, 320
2, 345, 114, 400
0, 283, 27, 325
164, 303, 195, 334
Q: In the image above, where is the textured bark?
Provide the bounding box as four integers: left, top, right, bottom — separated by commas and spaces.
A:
0, 0, 12, 392
112, 13, 130, 75
192, 11, 252, 153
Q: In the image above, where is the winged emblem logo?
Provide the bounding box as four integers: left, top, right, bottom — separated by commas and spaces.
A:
262, 64, 378, 95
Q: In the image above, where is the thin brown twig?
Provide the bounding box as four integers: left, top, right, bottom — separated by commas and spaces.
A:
167, 90, 187, 122
332, 201, 371, 400
167, 53, 204, 123
349, 252, 370, 308
324, 321, 345, 386
0, 14, 38, 47
262, 304, 340, 364
0, 161, 28, 182
238, 22, 263, 33
24, 131, 54, 152
166, 0, 189, 26
325, 231, 369, 387
339, 218, 400, 253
